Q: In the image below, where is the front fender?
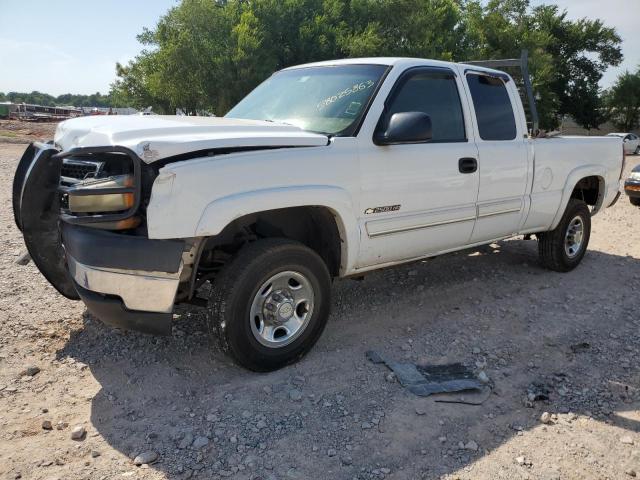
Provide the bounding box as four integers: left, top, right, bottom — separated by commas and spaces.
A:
550, 165, 607, 230
194, 185, 359, 273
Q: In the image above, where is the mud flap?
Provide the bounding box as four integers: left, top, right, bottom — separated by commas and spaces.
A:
13, 143, 80, 300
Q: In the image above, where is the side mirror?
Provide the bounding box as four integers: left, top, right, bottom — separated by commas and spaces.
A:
374, 112, 432, 145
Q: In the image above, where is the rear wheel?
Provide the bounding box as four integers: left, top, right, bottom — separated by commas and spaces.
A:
538, 199, 591, 272
205, 238, 331, 372
630, 197, 640, 207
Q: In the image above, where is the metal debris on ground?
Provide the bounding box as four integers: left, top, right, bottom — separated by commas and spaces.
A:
570, 342, 591, 354
14, 251, 31, 266
366, 350, 487, 398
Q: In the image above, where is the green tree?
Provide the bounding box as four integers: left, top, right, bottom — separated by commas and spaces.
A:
110, 0, 623, 128
605, 68, 640, 132
461, 0, 622, 130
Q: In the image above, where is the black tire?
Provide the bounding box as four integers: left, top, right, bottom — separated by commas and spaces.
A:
537, 199, 591, 272
635, 146, 640, 155
630, 197, 640, 207
206, 238, 331, 372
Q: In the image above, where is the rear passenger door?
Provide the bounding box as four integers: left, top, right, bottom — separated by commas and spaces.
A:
464, 72, 529, 243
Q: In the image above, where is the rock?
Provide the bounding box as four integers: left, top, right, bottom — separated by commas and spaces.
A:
621, 436, 635, 445
134, 451, 158, 466
21, 366, 40, 377
475, 357, 487, 369
477, 371, 490, 384
327, 448, 337, 457
380, 467, 391, 474
472, 347, 481, 354
438, 436, 447, 443
70, 425, 86, 440
361, 422, 372, 430
289, 389, 303, 402
464, 440, 478, 451
42, 420, 53, 430
256, 420, 267, 430
540, 412, 552, 424
415, 407, 426, 416
340, 455, 353, 466
384, 372, 396, 383
515, 456, 526, 466
625, 469, 637, 477
91, 450, 101, 458
178, 433, 194, 449
192, 436, 209, 449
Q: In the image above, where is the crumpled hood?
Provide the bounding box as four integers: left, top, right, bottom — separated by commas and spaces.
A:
54, 115, 329, 163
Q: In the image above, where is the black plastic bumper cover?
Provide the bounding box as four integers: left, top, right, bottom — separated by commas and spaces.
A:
74, 282, 172, 335
61, 223, 185, 273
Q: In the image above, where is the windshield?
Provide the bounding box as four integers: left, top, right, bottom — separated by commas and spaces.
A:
226, 64, 388, 136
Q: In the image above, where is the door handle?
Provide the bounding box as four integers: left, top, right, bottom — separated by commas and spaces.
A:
458, 157, 478, 174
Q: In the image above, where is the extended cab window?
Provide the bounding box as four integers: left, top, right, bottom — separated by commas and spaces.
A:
384, 69, 466, 142
466, 74, 517, 141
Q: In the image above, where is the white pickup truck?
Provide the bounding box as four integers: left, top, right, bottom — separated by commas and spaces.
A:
13, 57, 624, 371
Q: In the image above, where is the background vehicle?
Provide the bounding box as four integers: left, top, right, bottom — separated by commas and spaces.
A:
625, 164, 640, 206
607, 132, 640, 155
13, 57, 625, 371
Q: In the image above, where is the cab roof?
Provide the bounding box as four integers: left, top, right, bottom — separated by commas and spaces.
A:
282, 57, 510, 79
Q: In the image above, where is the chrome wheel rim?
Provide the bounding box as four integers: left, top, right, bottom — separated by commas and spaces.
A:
249, 270, 314, 348
564, 215, 585, 258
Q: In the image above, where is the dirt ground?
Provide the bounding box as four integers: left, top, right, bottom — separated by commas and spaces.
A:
0, 120, 58, 144
1, 140, 639, 480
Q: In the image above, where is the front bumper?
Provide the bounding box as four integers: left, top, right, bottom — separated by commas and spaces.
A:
73, 282, 173, 335
62, 223, 186, 334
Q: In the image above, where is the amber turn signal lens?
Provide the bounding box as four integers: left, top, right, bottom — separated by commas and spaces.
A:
89, 216, 142, 230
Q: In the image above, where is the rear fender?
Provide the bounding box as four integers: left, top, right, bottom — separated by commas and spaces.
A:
550, 165, 606, 230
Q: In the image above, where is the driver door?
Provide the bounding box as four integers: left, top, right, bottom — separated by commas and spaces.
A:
356, 67, 480, 268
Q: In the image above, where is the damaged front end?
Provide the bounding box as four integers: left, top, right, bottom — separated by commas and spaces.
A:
13, 142, 189, 335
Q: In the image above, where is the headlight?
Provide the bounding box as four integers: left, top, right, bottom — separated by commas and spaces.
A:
629, 171, 640, 181
67, 174, 135, 213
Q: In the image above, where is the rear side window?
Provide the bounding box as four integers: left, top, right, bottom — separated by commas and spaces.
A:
466, 74, 517, 141
385, 69, 466, 142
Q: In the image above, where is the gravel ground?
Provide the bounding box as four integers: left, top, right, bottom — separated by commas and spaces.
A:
1, 140, 639, 480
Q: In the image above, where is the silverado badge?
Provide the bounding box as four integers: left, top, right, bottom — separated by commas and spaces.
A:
365, 205, 401, 215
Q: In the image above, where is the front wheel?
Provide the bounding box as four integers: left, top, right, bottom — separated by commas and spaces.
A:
537, 199, 591, 272
630, 196, 640, 207
206, 238, 331, 372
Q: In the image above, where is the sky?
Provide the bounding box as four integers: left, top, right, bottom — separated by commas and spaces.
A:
0, 0, 178, 95
0, 0, 638, 96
